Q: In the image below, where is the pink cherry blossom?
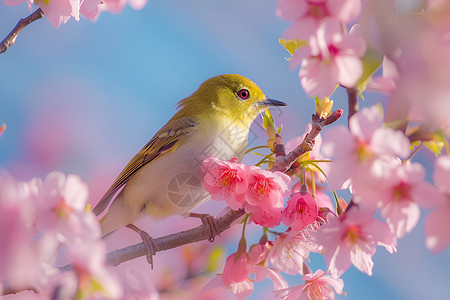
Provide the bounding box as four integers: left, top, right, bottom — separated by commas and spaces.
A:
245, 166, 291, 214
282, 192, 318, 231
277, 0, 362, 40
0, 173, 40, 288
269, 231, 315, 275
292, 19, 367, 99
426, 155, 450, 253
249, 205, 283, 227
35, 172, 100, 241
274, 269, 344, 300
315, 208, 396, 278
322, 105, 410, 190
248, 243, 288, 291
3, 0, 147, 28
203, 275, 254, 300
202, 156, 248, 210
4, 0, 77, 28
67, 240, 123, 299
357, 161, 443, 239
222, 252, 251, 286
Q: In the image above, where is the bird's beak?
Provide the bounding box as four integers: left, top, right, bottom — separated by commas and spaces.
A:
259, 98, 287, 107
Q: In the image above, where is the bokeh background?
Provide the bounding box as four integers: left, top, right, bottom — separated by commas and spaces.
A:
1, 1, 449, 299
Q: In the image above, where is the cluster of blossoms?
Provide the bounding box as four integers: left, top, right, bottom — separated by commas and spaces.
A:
3, 0, 147, 28
201, 151, 403, 299
277, 0, 366, 99
0, 170, 156, 299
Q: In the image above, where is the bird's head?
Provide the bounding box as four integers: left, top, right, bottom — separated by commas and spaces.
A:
178, 74, 286, 125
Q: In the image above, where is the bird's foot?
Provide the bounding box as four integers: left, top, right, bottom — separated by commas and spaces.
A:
189, 213, 220, 242
126, 224, 159, 269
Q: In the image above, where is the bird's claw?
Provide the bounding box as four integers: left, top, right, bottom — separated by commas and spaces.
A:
190, 213, 220, 242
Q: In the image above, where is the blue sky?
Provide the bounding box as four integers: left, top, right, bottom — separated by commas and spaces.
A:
1, 1, 449, 299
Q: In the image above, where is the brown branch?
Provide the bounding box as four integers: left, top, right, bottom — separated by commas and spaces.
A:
347, 88, 358, 124
57, 208, 246, 271
270, 109, 343, 173
0, 8, 44, 54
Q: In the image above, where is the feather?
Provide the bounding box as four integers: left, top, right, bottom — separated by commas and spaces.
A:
93, 117, 197, 216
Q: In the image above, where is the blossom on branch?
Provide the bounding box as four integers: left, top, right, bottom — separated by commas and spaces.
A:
315, 207, 396, 278
2, 0, 147, 28
277, 0, 362, 40
293, 19, 367, 98
282, 192, 318, 231
202, 157, 291, 228
322, 105, 410, 190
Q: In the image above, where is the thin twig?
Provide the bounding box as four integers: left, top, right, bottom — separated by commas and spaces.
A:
347, 88, 358, 124
270, 109, 343, 173
0, 8, 44, 54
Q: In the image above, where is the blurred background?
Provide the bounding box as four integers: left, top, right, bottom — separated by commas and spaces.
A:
1, 0, 449, 299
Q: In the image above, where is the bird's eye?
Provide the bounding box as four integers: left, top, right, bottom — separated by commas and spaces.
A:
237, 89, 250, 100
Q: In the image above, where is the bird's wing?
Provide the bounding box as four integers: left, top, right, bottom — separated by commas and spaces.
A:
93, 117, 198, 216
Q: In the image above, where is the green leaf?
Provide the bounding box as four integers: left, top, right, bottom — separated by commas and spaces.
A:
279, 38, 309, 56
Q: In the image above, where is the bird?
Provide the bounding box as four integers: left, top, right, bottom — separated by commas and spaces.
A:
93, 74, 286, 265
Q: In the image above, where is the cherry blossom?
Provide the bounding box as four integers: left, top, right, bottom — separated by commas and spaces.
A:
357, 160, 443, 239
67, 240, 123, 299
274, 269, 344, 300
0, 173, 40, 288
315, 208, 396, 278
322, 105, 410, 190
222, 252, 251, 286
2, 0, 147, 28
292, 19, 367, 99
245, 166, 291, 215
35, 172, 100, 241
426, 155, 450, 253
269, 231, 313, 275
282, 192, 318, 231
277, 0, 362, 40
202, 156, 248, 210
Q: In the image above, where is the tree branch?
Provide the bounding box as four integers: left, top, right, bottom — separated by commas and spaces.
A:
347, 88, 358, 124
270, 109, 343, 173
0, 8, 44, 54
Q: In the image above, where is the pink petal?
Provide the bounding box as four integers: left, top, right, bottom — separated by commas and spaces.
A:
284, 17, 319, 40
300, 58, 339, 99
349, 241, 375, 276
349, 106, 383, 143
425, 203, 450, 253
327, 244, 352, 278
335, 54, 363, 88
319, 275, 345, 294
327, 0, 362, 22
370, 127, 410, 158
276, 0, 309, 21
227, 280, 254, 300
382, 201, 420, 238
412, 182, 446, 209
434, 156, 450, 194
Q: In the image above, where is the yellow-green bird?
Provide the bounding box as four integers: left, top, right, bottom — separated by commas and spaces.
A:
93, 74, 286, 243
